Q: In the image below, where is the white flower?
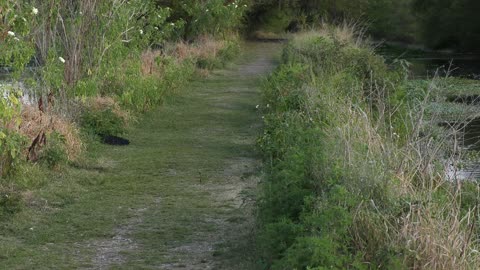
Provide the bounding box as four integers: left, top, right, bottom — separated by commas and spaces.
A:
266, 104, 269, 108
7, 31, 15, 37
32, 7, 38, 15
14, 37, 20, 41
59, 57, 66, 63
154, 27, 159, 30
170, 23, 175, 26
139, 29, 144, 35
255, 105, 259, 109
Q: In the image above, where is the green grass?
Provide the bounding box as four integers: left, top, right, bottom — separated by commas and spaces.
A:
0, 42, 281, 269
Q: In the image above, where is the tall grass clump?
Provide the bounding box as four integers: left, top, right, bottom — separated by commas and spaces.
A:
257, 24, 480, 269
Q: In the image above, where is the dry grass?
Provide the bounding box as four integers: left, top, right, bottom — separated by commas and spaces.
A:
332, 89, 480, 269
299, 26, 480, 268
141, 50, 163, 76
252, 30, 286, 40
19, 106, 83, 161
85, 96, 132, 124
167, 35, 226, 62
400, 203, 480, 269
292, 21, 369, 49
140, 36, 227, 76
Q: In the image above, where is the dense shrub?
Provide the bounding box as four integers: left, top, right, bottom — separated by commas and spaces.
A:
257, 26, 480, 269
157, 0, 248, 40
0, 90, 27, 177
39, 132, 68, 169
0, 187, 24, 219
81, 109, 125, 137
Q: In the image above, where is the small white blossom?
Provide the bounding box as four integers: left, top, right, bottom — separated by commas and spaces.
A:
139, 29, 144, 35
154, 27, 159, 30
255, 105, 259, 109
266, 104, 269, 108
7, 31, 15, 37
32, 7, 38, 15
59, 57, 66, 63
14, 37, 20, 41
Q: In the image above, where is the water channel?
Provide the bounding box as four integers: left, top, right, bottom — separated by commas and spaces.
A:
378, 42, 480, 180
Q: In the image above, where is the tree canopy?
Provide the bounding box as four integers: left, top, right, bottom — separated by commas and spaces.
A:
247, 0, 480, 52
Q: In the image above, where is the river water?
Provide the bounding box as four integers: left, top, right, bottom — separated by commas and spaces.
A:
377, 42, 480, 79
378, 43, 480, 180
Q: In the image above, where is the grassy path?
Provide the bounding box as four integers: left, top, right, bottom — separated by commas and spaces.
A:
0, 42, 280, 269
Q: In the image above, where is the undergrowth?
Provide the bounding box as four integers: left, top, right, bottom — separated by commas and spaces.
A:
257, 24, 480, 269
0, 0, 245, 225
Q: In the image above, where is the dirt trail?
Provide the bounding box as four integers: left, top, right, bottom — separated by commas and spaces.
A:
87, 42, 281, 269
0, 42, 280, 269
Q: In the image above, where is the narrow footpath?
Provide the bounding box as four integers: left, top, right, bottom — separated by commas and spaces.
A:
0, 42, 280, 269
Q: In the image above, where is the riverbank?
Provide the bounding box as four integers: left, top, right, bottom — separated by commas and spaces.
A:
256, 27, 480, 269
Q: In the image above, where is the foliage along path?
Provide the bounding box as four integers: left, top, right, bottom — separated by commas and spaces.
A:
0, 42, 280, 269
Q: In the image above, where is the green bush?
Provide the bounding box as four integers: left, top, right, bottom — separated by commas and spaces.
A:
218, 40, 241, 63
0, 89, 27, 178
0, 188, 23, 219
196, 40, 241, 70
261, 64, 307, 113
166, 0, 248, 39
0, 130, 26, 178
119, 57, 194, 112
81, 109, 125, 137
39, 132, 68, 169
251, 7, 295, 34
257, 30, 415, 268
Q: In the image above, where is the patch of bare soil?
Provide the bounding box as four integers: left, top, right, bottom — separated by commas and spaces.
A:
86, 207, 147, 269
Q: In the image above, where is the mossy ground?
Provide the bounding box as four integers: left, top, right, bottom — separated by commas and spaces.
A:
0, 42, 281, 269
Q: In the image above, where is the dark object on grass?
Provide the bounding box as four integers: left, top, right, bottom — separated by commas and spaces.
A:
101, 135, 130, 146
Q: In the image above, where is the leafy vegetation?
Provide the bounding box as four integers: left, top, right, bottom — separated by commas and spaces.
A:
247, 0, 480, 52
257, 25, 480, 269
413, 0, 480, 51
247, 0, 419, 42
81, 109, 125, 137
0, 0, 248, 249
38, 132, 68, 169
2, 0, 480, 268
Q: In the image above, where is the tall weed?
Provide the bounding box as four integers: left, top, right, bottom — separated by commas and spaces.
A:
258, 24, 480, 269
